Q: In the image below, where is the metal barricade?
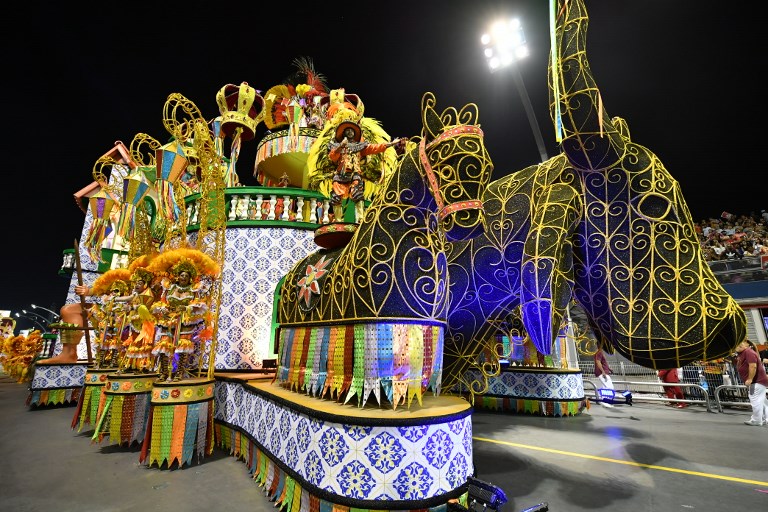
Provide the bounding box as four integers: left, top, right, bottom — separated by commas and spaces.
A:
714, 384, 751, 413
583, 378, 714, 412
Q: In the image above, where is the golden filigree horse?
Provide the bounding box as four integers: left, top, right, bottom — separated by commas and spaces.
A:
277, 92, 492, 408
444, 0, 745, 391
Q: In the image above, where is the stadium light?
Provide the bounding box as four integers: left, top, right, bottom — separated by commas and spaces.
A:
481, 18, 548, 163
22, 309, 50, 324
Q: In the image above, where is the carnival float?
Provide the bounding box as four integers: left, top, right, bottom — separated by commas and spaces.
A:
21, 2, 745, 512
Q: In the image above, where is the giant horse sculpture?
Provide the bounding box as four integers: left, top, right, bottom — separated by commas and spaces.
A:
444, 0, 745, 392
276, 92, 492, 408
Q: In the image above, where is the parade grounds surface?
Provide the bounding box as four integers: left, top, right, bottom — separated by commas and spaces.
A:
1, 374, 766, 512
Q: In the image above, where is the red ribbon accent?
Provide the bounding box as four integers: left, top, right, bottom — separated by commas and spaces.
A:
418, 125, 485, 221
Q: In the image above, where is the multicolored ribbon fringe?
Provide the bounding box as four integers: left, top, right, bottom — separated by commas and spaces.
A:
139, 399, 214, 468
72, 383, 106, 431
475, 396, 585, 417
277, 323, 443, 409
214, 423, 466, 512
256, 132, 315, 164
91, 393, 152, 445
26, 387, 81, 407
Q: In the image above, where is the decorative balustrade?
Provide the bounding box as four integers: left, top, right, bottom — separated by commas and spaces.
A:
184, 186, 332, 231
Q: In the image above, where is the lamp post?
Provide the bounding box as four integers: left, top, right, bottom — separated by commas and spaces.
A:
22, 309, 50, 325
31, 304, 60, 322
14, 312, 47, 332
481, 18, 549, 163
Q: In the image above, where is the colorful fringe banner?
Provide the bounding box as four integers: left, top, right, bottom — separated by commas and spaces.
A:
115, 203, 137, 241
73, 383, 105, 431
407, 324, 424, 407
139, 399, 213, 468
155, 179, 180, 222
255, 133, 315, 164
278, 322, 443, 408
303, 327, 319, 393
362, 324, 380, 407
475, 396, 585, 417
428, 325, 443, 394
279, 327, 294, 383
84, 191, 117, 263
26, 387, 81, 407
214, 423, 462, 512
330, 326, 345, 399
91, 393, 151, 445
392, 324, 409, 408
344, 325, 365, 405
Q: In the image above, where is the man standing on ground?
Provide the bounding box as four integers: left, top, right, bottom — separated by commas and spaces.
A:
735, 339, 768, 426
594, 347, 614, 408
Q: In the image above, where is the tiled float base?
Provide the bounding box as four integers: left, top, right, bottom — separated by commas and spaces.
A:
27, 362, 87, 407
463, 367, 586, 417
213, 376, 474, 510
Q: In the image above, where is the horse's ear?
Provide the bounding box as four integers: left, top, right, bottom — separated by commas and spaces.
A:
421, 92, 443, 141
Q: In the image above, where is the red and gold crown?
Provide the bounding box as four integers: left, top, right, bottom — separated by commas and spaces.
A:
216, 82, 264, 141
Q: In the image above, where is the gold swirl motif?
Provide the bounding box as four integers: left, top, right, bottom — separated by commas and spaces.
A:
279, 93, 491, 328
160, 93, 227, 379
441, 0, 746, 401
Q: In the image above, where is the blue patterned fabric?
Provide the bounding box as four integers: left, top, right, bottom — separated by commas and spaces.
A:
214, 380, 473, 500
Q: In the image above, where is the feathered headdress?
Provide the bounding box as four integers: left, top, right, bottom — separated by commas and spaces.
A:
285, 56, 328, 98
146, 247, 221, 280
170, 258, 198, 280
130, 267, 154, 286
326, 88, 364, 120
90, 268, 132, 296
263, 57, 329, 130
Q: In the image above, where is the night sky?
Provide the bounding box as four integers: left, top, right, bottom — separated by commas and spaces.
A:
2, 1, 761, 330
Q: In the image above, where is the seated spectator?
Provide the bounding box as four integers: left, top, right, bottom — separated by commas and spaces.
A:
697, 210, 768, 261
712, 241, 726, 259
731, 227, 746, 242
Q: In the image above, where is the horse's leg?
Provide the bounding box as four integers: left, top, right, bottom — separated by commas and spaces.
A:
520, 182, 581, 354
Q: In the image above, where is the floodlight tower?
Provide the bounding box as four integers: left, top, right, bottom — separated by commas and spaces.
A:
482, 18, 549, 163
482, 18, 581, 369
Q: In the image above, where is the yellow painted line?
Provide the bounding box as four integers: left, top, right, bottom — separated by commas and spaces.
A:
473, 436, 768, 487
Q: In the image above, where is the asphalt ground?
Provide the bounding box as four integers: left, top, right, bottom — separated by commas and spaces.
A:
1, 374, 766, 512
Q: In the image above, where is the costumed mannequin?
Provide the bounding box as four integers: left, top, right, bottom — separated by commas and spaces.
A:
328, 120, 402, 222
0, 317, 15, 339
88, 269, 132, 369
307, 99, 404, 223
119, 266, 157, 373
148, 248, 219, 382
38, 268, 131, 365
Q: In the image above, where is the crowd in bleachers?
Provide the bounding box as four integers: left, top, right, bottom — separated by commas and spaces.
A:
695, 209, 768, 262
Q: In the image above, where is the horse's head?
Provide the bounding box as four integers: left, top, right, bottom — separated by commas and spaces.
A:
418, 92, 492, 242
